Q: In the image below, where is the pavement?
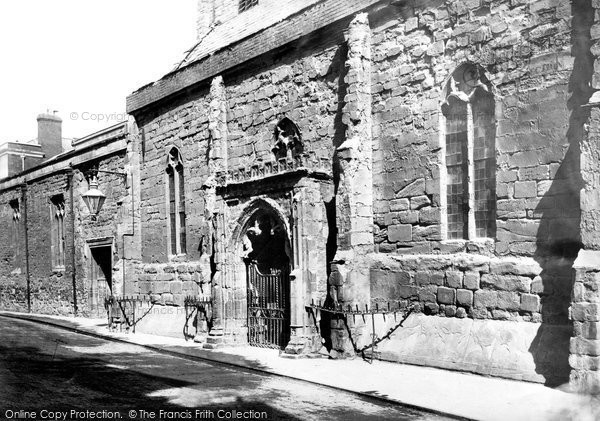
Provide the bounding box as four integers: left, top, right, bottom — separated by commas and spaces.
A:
1, 311, 599, 421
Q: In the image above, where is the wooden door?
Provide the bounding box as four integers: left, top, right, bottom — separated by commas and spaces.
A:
90, 246, 112, 318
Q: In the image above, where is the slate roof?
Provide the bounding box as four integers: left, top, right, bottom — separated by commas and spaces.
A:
173, 0, 321, 72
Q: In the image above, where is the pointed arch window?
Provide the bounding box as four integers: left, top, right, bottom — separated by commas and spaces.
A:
166, 148, 186, 255
272, 117, 303, 161
10, 199, 20, 264
50, 195, 66, 270
442, 64, 496, 240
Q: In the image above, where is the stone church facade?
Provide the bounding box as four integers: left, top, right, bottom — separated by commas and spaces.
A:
3, 0, 600, 392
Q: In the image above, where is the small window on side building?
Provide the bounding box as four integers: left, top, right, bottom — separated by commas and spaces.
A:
50, 195, 66, 270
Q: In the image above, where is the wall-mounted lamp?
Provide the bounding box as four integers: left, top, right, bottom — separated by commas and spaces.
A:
82, 169, 127, 218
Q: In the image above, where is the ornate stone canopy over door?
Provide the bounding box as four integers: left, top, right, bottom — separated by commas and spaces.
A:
242, 207, 292, 349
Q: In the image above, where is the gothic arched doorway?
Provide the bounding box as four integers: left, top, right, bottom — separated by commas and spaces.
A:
241, 206, 291, 349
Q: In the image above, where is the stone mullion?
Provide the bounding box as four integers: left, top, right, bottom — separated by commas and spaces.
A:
174, 169, 181, 255
466, 101, 476, 240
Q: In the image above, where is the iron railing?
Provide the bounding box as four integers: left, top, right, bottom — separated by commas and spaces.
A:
183, 296, 213, 341
247, 264, 290, 349
104, 295, 155, 333
307, 300, 415, 363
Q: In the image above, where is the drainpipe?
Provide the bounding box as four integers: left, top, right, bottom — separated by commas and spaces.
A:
21, 183, 31, 313
67, 168, 77, 316
122, 172, 135, 297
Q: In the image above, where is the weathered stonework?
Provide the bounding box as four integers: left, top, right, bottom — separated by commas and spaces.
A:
4, 0, 600, 389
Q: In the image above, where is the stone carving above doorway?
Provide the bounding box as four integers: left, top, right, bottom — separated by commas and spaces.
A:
272, 117, 303, 160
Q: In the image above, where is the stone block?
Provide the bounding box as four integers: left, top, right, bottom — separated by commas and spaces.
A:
388, 224, 412, 242
419, 207, 439, 225
497, 220, 539, 239
430, 272, 445, 286
176, 265, 189, 273
497, 291, 520, 311
398, 285, 418, 299
569, 354, 600, 371
531, 276, 545, 294
497, 170, 518, 183
411, 195, 431, 210
405, 16, 418, 32
481, 274, 531, 293
570, 337, 600, 357
437, 287, 455, 305
413, 225, 441, 241
445, 271, 463, 288
444, 305, 456, 317
173, 294, 185, 307
569, 370, 600, 394
423, 302, 439, 315
518, 165, 549, 181
575, 321, 600, 340
463, 272, 480, 290
456, 289, 473, 307
453, 254, 490, 272
571, 303, 600, 322
492, 309, 510, 320
489, 258, 542, 277
418, 286, 437, 302
398, 211, 419, 224
396, 178, 425, 198
394, 271, 412, 285
415, 271, 430, 286
474, 290, 497, 308
520, 294, 540, 312
456, 307, 468, 318
471, 307, 488, 319
390, 198, 410, 211
170, 281, 183, 294
426, 40, 444, 56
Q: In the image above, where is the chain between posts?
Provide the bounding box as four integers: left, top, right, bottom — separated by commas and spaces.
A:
307, 300, 415, 363
183, 296, 213, 341
104, 295, 156, 333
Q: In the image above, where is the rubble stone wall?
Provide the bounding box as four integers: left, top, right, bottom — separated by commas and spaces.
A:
132, 0, 589, 382
224, 35, 344, 170
371, 0, 579, 255
0, 150, 130, 316
0, 174, 75, 315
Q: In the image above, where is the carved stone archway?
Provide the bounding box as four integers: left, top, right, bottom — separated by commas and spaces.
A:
230, 199, 293, 349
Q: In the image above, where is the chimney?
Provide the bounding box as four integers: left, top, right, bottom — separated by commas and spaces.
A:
37, 111, 63, 159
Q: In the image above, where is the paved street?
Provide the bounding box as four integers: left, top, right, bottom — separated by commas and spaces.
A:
0, 317, 452, 421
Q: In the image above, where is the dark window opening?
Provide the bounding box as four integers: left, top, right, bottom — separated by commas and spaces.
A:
50, 195, 66, 269
166, 148, 186, 256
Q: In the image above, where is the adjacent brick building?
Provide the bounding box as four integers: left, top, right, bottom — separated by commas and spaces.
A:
3, 0, 600, 393
0, 119, 138, 318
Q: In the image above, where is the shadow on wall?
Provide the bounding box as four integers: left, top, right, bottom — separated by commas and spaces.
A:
321, 42, 347, 353
529, 0, 591, 387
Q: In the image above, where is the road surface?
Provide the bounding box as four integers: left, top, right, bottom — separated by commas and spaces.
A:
0, 316, 453, 421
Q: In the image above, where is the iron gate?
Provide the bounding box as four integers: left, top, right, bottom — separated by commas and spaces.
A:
247, 263, 290, 349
